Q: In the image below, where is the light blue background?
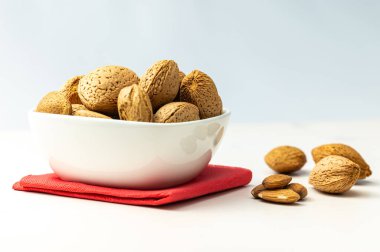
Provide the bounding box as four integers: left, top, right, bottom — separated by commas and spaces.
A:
1, 0, 379, 129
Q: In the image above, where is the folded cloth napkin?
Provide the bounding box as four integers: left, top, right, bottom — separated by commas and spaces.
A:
13, 164, 252, 206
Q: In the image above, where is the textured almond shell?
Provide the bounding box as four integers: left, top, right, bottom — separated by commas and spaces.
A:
265, 146, 306, 173
262, 174, 292, 189
78, 65, 139, 116
139, 60, 179, 111
174, 71, 186, 101
309, 155, 360, 194
71, 104, 88, 114
117, 84, 153, 122
180, 70, 222, 119
60, 75, 84, 104
73, 110, 111, 119
36, 91, 72, 115
258, 189, 300, 204
154, 102, 200, 123
312, 143, 371, 179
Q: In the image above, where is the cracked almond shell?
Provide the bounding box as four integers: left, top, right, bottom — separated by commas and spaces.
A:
118, 84, 153, 122
265, 146, 307, 173
309, 155, 360, 194
60, 75, 84, 104
36, 91, 72, 115
139, 60, 179, 111
154, 102, 200, 123
78, 65, 139, 116
180, 70, 222, 119
312, 143, 371, 179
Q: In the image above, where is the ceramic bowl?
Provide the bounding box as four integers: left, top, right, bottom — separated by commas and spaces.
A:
29, 109, 230, 189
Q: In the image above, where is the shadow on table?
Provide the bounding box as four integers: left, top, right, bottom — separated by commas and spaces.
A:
355, 179, 379, 186
288, 169, 310, 177
311, 188, 379, 198
155, 186, 249, 211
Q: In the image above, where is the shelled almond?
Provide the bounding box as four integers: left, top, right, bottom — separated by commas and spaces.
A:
251, 174, 307, 204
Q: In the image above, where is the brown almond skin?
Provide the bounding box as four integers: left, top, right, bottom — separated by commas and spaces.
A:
154, 102, 200, 123
262, 174, 292, 189
118, 84, 153, 122
60, 75, 84, 104
251, 184, 266, 199
36, 91, 72, 115
73, 110, 111, 119
312, 143, 371, 179
71, 104, 88, 114
78, 66, 139, 116
309, 155, 360, 194
180, 70, 222, 119
265, 146, 306, 173
139, 60, 179, 111
286, 183, 308, 200
258, 189, 300, 204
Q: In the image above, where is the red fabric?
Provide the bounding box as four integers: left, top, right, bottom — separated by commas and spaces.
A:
13, 164, 252, 206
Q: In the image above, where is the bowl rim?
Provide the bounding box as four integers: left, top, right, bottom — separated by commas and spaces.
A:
29, 108, 231, 127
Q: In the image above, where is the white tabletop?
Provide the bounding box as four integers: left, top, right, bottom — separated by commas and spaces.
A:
0, 121, 379, 252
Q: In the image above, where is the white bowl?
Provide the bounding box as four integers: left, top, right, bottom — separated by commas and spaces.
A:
29, 109, 230, 189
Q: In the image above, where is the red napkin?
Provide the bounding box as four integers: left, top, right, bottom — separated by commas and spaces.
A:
13, 164, 252, 206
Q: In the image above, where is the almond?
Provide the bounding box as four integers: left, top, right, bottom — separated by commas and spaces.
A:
312, 143, 371, 179
78, 65, 139, 116
71, 104, 88, 114
60, 75, 84, 104
180, 70, 222, 119
309, 155, 360, 194
154, 102, 200, 123
286, 183, 308, 200
251, 184, 266, 199
262, 174, 292, 189
265, 146, 306, 173
36, 91, 72, 115
139, 60, 179, 111
174, 71, 186, 101
73, 110, 111, 119
258, 189, 300, 204
117, 84, 153, 122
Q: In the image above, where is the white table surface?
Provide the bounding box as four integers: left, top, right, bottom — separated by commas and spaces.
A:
0, 121, 379, 252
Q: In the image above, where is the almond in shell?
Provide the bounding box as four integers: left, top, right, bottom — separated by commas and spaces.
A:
312, 143, 371, 179
60, 75, 84, 104
154, 102, 200, 123
118, 84, 153, 122
78, 65, 139, 116
36, 91, 72, 115
309, 155, 360, 194
265, 146, 306, 173
180, 70, 222, 119
73, 110, 111, 119
139, 60, 179, 111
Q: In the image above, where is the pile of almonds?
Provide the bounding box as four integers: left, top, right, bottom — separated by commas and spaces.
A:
252, 174, 307, 204
36, 60, 223, 123
253, 143, 372, 204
